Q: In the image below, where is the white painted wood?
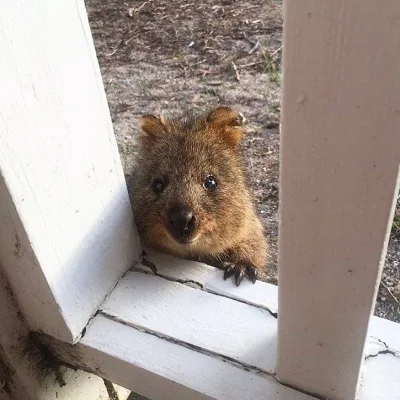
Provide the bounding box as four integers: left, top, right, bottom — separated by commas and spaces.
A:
278, 1, 400, 399
359, 337, 400, 400
362, 317, 400, 399
0, 268, 128, 400
368, 316, 400, 352
38, 257, 399, 400
360, 354, 400, 400
59, 314, 400, 400
78, 315, 316, 400
139, 249, 278, 313
0, 0, 140, 342
364, 337, 400, 359
101, 271, 277, 372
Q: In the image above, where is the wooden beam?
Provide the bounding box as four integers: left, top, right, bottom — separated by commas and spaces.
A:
277, 1, 400, 399
101, 270, 278, 373
36, 256, 400, 400
138, 249, 278, 313
0, 0, 140, 342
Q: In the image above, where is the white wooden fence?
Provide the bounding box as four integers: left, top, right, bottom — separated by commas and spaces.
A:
0, 1, 399, 400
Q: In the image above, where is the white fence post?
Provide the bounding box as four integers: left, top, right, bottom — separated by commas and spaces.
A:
0, 0, 140, 343
277, 1, 400, 399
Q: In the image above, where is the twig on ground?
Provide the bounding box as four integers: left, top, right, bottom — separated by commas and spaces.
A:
243, 32, 260, 54
190, 59, 206, 67
240, 61, 263, 68
128, 1, 151, 17
206, 81, 223, 86
249, 40, 260, 54
249, 155, 255, 186
231, 61, 240, 81
270, 45, 283, 57
243, 32, 257, 46
105, 26, 136, 57
105, 49, 117, 57
381, 281, 399, 304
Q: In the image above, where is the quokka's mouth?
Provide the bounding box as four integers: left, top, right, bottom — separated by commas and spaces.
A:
178, 235, 201, 245
168, 230, 201, 245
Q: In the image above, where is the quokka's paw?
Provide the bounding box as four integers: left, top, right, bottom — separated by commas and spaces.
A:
222, 261, 258, 286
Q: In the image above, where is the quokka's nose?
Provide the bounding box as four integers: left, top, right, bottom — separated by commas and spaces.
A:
168, 206, 196, 239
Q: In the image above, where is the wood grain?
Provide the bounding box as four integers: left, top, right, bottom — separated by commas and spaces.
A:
138, 249, 278, 313
79, 315, 316, 400
278, 1, 400, 399
101, 271, 277, 372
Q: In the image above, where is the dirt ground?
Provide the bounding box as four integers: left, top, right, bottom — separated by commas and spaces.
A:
85, 0, 399, 329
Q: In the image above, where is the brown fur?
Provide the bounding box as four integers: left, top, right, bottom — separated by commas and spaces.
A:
131, 106, 268, 286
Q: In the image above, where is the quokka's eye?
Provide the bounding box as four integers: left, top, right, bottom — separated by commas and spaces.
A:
151, 179, 165, 194
203, 175, 217, 192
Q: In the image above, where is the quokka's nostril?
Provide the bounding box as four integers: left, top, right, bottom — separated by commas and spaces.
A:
168, 207, 196, 235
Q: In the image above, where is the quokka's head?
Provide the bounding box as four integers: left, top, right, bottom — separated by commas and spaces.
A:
132, 106, 253, 256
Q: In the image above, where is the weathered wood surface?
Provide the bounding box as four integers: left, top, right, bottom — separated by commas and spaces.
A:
0, 268, 129, 400
360, 335, 400, 400
59, 315, 317, 400
0, 0, 140, 342
138, 249, 278, 313
101, 270, 277, 372
277, 1, 400, 398
40, 257, 400, 400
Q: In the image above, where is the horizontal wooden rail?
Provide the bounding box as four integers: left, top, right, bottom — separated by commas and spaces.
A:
39, 254, 400, 400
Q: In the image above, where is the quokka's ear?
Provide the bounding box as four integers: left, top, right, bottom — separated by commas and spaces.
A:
140, 115, 167, 136
139, 114, 167, 147
206, 106, 245, 147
